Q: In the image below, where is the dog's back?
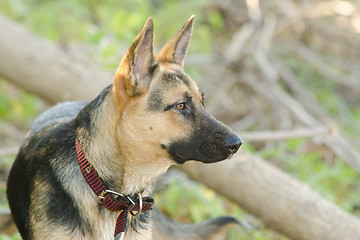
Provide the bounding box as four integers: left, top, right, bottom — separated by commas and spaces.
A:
7, 101, 88, 239
30, 101, 87, 135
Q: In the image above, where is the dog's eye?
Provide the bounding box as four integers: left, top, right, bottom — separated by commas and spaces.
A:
175, 103, 186, 110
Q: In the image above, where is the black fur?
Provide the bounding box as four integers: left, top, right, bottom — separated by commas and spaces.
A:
167, 118, 239, 164
165, 91, 242, 164
7, 147, 31, 238
7, 113, 85, 239
147, 88, 164, 112
6, 85, 149, 239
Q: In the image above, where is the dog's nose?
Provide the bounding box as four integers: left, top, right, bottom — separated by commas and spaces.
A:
224, 135, 242, 153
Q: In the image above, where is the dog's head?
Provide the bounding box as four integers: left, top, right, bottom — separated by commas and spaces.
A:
113, 16, 242, 165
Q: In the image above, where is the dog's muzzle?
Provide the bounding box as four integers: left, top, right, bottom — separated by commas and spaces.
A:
168, 132, 243, 164
197, 133, 242, 159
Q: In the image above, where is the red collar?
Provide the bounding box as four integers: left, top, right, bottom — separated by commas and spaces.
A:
75, 139, 154, 239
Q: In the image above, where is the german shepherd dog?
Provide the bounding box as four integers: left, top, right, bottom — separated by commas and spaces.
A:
7, 16, 242, 240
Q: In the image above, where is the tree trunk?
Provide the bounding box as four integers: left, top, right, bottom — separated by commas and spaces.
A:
0, 14, 112, 103
1, 13, 360, 240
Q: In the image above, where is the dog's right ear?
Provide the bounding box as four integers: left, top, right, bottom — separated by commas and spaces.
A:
113, 17, 157, 110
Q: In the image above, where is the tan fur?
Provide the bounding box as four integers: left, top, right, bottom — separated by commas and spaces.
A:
64, 16, 201, 239
113, 73, 131, 115
113, 61, 208, 193
114, 18, 156, 102
71, 64, 203, 238
110, 17, 200, 196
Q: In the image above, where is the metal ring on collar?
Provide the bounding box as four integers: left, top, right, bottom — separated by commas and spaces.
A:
130, 193, 142, 217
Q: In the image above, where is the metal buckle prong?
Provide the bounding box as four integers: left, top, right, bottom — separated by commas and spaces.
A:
98, 189, 124, 202
105, 189, 124, 197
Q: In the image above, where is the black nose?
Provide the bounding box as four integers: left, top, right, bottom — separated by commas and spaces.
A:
224, 135, 242, 153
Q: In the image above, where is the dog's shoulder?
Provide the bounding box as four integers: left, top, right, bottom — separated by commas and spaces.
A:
20, 100, 89, 168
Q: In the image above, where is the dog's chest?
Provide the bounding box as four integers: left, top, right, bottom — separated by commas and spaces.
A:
76, 197, 152, 240
65, 179, 153, 240
87, 213, 153, 240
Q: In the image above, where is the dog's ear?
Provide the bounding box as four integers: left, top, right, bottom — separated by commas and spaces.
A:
157, 15, 195, 67
113, 17, 156, 108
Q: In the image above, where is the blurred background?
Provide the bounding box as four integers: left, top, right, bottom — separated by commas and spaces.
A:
0, 0, 360, 239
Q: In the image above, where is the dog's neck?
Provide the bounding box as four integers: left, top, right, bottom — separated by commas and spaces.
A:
75, 86, 169, 196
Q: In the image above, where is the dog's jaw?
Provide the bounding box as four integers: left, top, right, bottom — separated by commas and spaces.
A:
117, 126, 174, 195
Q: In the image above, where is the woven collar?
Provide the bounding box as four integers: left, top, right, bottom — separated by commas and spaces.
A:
75, 139, 154, 238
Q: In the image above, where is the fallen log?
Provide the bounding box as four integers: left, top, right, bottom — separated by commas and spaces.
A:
179, 153, 360, 240
0, 14, 111, 103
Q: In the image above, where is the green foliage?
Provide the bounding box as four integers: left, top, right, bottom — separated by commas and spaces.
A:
155, 181, 232, 223
0, 80, 43, 127
0, 1, 359, 239
0, 233, 21, 240
0, 0, 215, 69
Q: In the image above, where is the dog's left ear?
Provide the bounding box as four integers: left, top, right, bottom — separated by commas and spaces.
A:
113, 17, 156, 109
157, 15, 195, 67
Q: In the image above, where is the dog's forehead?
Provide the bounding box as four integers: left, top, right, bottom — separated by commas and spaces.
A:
155, 64, 202, 99
162, 70, 189, 86
146, 65, 203, 112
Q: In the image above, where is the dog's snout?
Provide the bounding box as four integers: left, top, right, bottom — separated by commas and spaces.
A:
224, 135, 242, 153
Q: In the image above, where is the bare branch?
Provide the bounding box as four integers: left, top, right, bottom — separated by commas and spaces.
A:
239, 126, 336, 142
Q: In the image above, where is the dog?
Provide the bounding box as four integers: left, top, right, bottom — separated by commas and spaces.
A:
7, 16, 242, 240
